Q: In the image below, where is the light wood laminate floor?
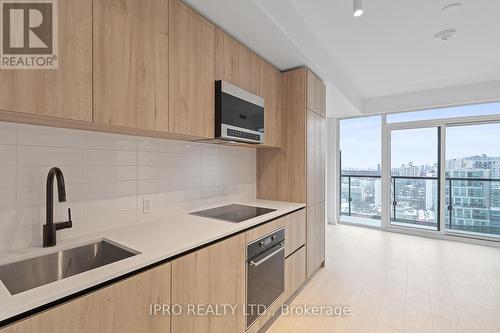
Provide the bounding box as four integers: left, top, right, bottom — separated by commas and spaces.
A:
267, 224, 500, 333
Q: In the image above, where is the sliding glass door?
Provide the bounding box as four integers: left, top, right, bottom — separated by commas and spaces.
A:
339, 116, 382, 227
390, 127, 440, 231
446, 123, 500, 238
337, 102, 500, 242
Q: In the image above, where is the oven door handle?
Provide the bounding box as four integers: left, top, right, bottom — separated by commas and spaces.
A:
249, 242, 285, 267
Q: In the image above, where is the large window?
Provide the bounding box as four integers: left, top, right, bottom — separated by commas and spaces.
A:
446, 123, 500, 237
387, 101, 500, 123
337, 101, 500, 240
340, 116, 381, 226
390, 127, 439, 230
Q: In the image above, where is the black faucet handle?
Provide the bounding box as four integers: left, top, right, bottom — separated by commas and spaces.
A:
61, 208, 73, 230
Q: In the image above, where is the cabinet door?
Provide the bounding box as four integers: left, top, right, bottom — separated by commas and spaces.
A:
169, 0, 215, 138
93, 0, 169, 131
285, 209, 306, 257
215, 29, 260, 95
285, 246, 306, 300
257, 69, 307, 203
171, 234, 246, 333
307, 109, 326, 206
259, 59, 282, 147
0, 0, 91, 121
306, 201, 325, 278
306, 70, 326, 117
0, 264, 171, 333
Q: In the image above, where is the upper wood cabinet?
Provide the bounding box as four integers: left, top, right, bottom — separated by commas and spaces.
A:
168, 0, 215, 139
306, 70, 326, 117
0, 0, 92, 121
257, 69, 306, 203
215, 29, 260, 95
93, 0, 169, 131
259, 59, 282, 147
171, 233, 246, 333
0, 263, 171, 333
307, 109, 326, 206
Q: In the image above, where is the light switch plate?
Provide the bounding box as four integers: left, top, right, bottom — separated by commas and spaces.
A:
143, 196, 153, 214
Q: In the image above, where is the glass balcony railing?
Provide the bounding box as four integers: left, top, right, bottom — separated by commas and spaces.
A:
341, 175, 500, 236
445, 177, 500, 236
391, 176, 438, 230
340, 175, 381, 221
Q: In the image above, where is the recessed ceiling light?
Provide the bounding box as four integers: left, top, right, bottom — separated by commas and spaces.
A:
435, 28, 457, 42
353, 0, 364, 17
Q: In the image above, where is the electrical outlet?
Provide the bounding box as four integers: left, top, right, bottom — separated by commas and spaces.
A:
143, 196, 153, 214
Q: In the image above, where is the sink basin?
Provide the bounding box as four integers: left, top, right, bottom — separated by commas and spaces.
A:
0, 240, 138, 295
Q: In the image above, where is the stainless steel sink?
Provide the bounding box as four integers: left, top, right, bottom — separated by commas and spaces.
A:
0, 240, 138, 295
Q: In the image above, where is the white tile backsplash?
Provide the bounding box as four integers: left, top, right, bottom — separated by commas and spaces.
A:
17, 124, 87, 148
0, 145, 16, 165
0, 122, 16, 144
17, 146, 85, 166
0, 121, 256, 252
0, 166, 16, 187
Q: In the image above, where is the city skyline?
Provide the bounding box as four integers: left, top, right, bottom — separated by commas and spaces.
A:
340, 101, 500, 170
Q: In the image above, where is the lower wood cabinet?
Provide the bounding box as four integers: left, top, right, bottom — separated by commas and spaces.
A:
171, 234, 246, 333
306, 201, 326, 278
0, 263, 171, 333
0, 212, 309, 333
285, 246, 306, 301
285, 209, 306, 257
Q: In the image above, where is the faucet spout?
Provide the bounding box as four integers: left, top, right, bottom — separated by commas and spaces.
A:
43, 167, 72, 247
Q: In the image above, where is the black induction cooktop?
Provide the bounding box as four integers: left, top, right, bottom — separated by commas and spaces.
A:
190, 204, 276, 223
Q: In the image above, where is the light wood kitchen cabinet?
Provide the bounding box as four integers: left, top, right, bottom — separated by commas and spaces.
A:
93, 0, 169, 131
285, 209, 306, 257
257, 69, 307, 203
307, 110, 326, 206
259, 59, 282, 147
245, 216, 285, 243
307, 201, 325, 278
306, 70, 326, 117
285, 246, 306, 301
168, 0, 215, 138
0, 263, 172, 333
171, 233, 246, 333
0, 0, 92, 121
215, 29, 260, 95
257, 67, 326, 279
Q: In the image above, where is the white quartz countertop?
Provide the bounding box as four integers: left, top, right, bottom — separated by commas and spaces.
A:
0, 199, 304, 323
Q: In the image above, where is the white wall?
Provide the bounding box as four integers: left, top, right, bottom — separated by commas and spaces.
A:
0, 122, 256, 252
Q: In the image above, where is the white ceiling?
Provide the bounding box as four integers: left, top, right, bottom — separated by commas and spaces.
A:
185, 0, 500, 118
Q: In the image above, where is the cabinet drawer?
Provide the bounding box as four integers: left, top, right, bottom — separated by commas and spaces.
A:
245, 216, 285, 244
285, 209, 306, 257
285, 246, 306, 301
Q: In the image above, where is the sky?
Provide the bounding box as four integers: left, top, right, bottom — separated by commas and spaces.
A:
340, 101, 500, 170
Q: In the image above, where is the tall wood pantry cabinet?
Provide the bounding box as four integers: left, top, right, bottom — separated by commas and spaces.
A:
257, 67, 326, 278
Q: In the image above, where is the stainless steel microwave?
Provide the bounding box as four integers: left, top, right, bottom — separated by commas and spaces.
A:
215, 80, 265, 144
